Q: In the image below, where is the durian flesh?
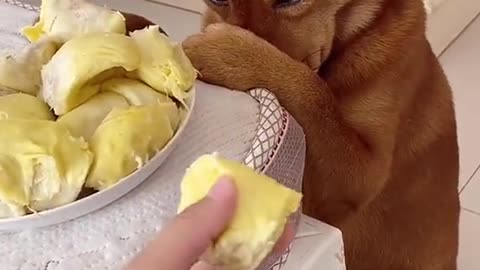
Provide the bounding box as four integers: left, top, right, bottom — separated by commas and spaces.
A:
0, 155, 29, 218
130, 26, 197, 103
21, 0, 126, 44
101, 78, 180, 130
0, 38, 57, 95
41, 32, 140, 115
0, 93, 55, 120
0, 87, 17, 97
0, 119, 93, 213
178, 154, 302, 270
101, 78, 173, 106
57, 91, 129, 141
86, 105, 175, 190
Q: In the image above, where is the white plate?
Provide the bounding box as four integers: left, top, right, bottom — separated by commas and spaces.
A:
0, 87, 196, 232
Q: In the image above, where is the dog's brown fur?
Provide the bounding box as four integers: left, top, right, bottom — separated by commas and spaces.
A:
125, 0, 460, 268
179, 0, 460, 269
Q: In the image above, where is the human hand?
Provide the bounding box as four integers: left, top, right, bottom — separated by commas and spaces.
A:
126, 177, 295, 270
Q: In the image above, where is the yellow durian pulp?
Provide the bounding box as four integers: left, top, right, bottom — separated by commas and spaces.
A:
0, 93, 54, 120
0, 87, 17, 97
101, 78, 181, 131
178, 154, 302, 270
157, 103, 181, 132
21, 0, 126, 43
0, 119, 93, 212
130, 26, 197, 103
0, 38, 57, 95
0, 0, 199, 215
0, 155, 29, 218
101, 78, 173, 106
57, 91, 129, 141
86, 105, 175, 190
41, 33, 140, 115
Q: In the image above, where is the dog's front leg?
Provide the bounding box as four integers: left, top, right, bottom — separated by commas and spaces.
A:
183, 23, 399, 225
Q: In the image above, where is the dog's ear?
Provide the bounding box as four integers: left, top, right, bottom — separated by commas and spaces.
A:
120, 12, 168, 36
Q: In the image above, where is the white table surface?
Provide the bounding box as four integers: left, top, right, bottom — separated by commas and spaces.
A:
1, 1, 346, 269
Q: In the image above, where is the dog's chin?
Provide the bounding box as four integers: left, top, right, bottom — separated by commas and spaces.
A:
301, 48, 324, 72
307, 55, 323, 72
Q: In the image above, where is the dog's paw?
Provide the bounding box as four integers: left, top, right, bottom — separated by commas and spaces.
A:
183, 23, 280, 91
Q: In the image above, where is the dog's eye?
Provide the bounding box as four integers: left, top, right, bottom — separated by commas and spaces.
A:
273, 0, 302, 8
208, 0, 229, 6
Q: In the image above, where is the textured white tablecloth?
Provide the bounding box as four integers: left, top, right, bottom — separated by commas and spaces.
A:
0, 1, 346, 269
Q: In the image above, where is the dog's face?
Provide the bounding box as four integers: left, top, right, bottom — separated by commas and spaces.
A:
203, 0, 382, 69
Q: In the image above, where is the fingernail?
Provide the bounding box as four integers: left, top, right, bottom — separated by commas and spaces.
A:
208, 177, 236, 202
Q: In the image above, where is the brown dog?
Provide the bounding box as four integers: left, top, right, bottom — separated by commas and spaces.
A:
176, 0, 461, 269
122, 0, 460, 268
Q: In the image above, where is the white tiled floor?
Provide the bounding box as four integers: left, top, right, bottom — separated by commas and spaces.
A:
441, 16, 480, 190
16, 0, 480, 269
458, 209, 480, 269
440, 15, 480, 269
461, 170, 480, 214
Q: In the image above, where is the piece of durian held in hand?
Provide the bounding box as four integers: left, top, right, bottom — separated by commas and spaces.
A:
178, 154, 302, 270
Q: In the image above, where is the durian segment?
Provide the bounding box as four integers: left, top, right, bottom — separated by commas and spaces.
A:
0, 93, 55, 120
0, 200, 26, 219
130, 26, 197, 103
0, 155, 29, 218
57, 91, 129, 141
21, 0, 126, 43
101, 78, 181, 131
0, 119, 93, 211
101, 78, 173, 106
0, 38, 57, 95
0, 87, 17, 97
158, 102, 181, 132
41, 33, 140, 115
178, 154, 302, 270
86, 105, 174, 190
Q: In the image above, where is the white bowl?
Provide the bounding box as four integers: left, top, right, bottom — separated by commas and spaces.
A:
0, 87, 196, 232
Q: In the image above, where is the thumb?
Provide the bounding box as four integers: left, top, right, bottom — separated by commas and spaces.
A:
168, 177, 238, 262
128, 177, 237, 270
